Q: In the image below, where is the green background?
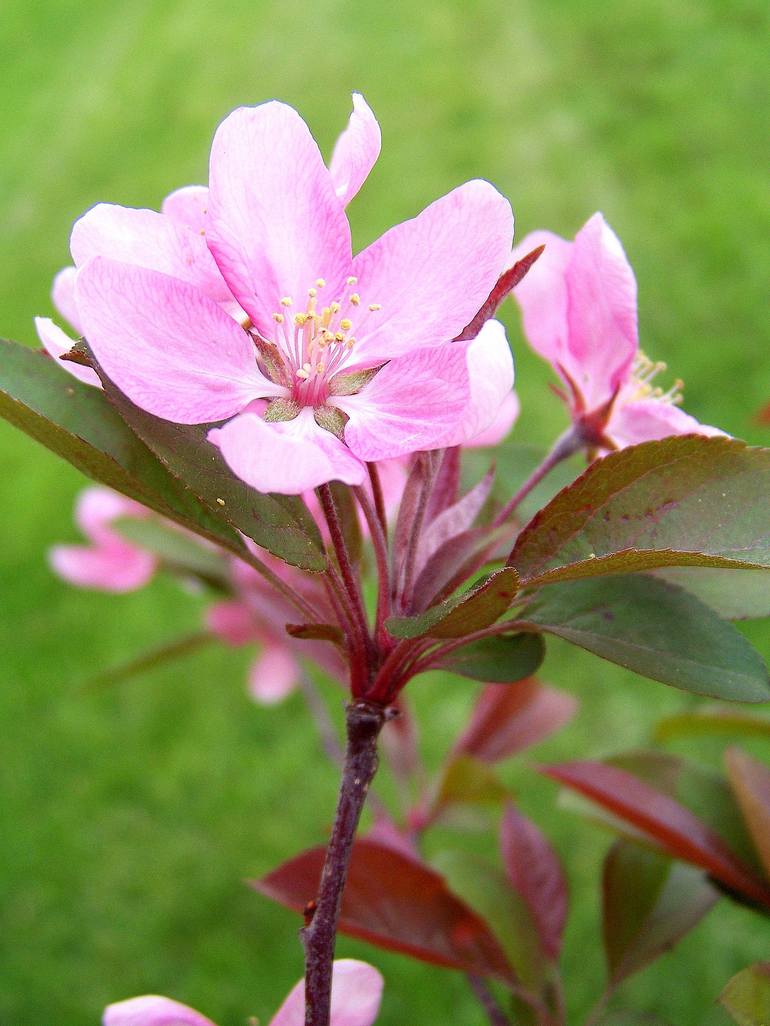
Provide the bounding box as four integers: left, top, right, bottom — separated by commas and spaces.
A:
1, 0, 768, 1023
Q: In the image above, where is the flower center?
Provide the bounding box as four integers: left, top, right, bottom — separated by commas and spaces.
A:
629, 350, 683, 405
269, 277, 382, 407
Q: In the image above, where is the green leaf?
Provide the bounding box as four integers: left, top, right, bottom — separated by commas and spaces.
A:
386, 567, 519, 639
84, 631, 214, 689
602, 840, 718, 987
433, 632, 545, 683
510, 436, 770, 587
0, 339, 238, 549
90, 351, 326, 571
654, 567, 770, 620
519, 574, 770, 702
432, 849, 546, 990
719, 963, 770, 1026
654, 708, 770, 743
113, 517, 230, 586
432, 755, 511, 818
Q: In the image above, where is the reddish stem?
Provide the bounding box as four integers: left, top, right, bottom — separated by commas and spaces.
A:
353, 485, 391, 650
492, 427, 581, 527
366, 462, 388, 535
318, 484, 373, 678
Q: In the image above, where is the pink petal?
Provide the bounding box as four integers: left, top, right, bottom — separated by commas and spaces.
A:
607, 398, 726, 449
71, 203, 234, 307
564, 213, 638, 407
103, 995, 218, 1026
350, 180, 513, 362
329, 93, 382, 207
210, 407, 366, 494
34, 316, 101, 387
466, 390, 520, 448
49, 542, 156, 592
206, 599, 257, 646
441, 319, 515, 446
269, 959, 384, 1026
248, 644, 300, 704
207, 102, 352, 338
161, 185, 210, 233
76, 258, 282, 423
511, 229, 572, 372
52, 266, 82, 333
74, 486, 148, 545
336, 342, 472, 461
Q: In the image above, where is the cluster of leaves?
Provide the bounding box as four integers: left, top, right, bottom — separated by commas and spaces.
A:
3, 336, 770, 707
256, 693, 770, 1025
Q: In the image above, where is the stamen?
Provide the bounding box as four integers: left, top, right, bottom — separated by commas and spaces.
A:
316, 278, 326, 288
339, 318, 352, 330
280, 296, 293, 307
346, 276, 358, 285
349, 293, 361, 306
296, 368, 310, 380
273, 312, 284, 324
368, 303, 382, 311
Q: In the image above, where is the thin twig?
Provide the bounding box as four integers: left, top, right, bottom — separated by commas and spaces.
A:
492, 427, 581, 527
296, 671, 345, 768
466, 975, 513, 1026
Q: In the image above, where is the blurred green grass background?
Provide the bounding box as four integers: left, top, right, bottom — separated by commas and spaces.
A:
1, 0, 769, 1023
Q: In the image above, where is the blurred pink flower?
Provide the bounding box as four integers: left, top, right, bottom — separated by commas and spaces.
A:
206, 551, 344, 706
49, 487, 156, 592
68, 95, 515, 493
103, 959, 384, 1026
512, 212, 723, 449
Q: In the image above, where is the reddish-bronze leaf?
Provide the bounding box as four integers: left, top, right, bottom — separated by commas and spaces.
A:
455, 679, 577, 763
501, 803, 568, 959
543, 760, 770, 908
252, 840, 516, 984
454, 245, 545, 342
726, 748, 770, 880
509, 436, 770, 588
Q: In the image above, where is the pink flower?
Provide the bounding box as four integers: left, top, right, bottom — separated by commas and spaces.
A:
511, 212, 723, 449
102, 959, 384, 1026
49, 487, 156, 592
72, 96, 515, 493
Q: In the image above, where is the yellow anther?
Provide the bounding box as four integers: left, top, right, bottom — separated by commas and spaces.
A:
296, 368, 310, 380
339, 318, 352, 330
272, 312, 284, 324
330, 301, 341, 314
349, 293, 361, 306
308, 287, 317, 298
303, 362, 312, 372
335, 331, 345, 341
346, 276, 358, 285
316, 362, 325, 375
322, 329, 335, 343
316, 278, 326, 288
280, 296, 293, 307
294, 312, 308, 326
368, 303, 382, 312
346, 336, 356, 349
